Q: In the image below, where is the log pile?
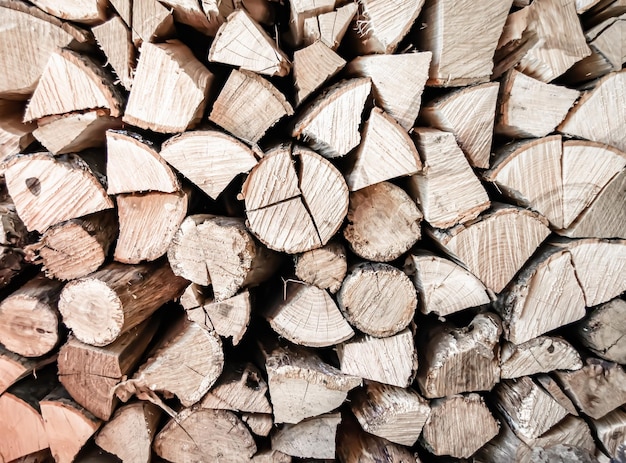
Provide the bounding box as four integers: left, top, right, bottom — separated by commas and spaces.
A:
0, 0, 625, 462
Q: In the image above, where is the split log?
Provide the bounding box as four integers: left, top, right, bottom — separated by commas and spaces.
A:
350, 382, 430, 447
301, 3, 358, 50
0, 275, 63, 357
0, 346, 55, 394
59, 260, 188, 346
536, 374, 579, 416
160, 0, 217, 36
421, 82, 499, 169
409, 128, 490, 229
576, 298, 626, 364
421, 394, 500, 459
416, 313, 501, 398
338, 328, 417, 388
124, 40, 214, 133
590, 407, 626, 459
294, 241, 347, 294
0, 100, 35, 163
95, 401, 162, 463
92, 15, 135, 90
337, 262, 417, 338
404, 250, 491, 317
293, 42, 346, 107
28, 0, 107, 24
344, 108, 422, 191
243, 413, 273, 437
131, 0, 175, 45
109, 0, 131, 26
529, 416, 596, 459
271, 413, 341, 460
287, 0, 334, 46
492, 9, 541, 80
500, 336, 582, 379
252, 449, 292, 463
343, 182, 422, 262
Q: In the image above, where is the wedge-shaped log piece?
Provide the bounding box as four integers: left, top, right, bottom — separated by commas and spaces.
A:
124, 40, 214, 133
131, 0, 175, 45
3, 152, 113, 232
404, 250, 490, 317
266, 282, 354, 347
536, 374, 579, 416
161, 129, 257, 200
421, 394, 499, 459
0, 100, 35, 163
160, 0, 218, 35
272, 413, 340, 460
110, 0, 131, 26
252, 449, 292, 463
0, 346, 55, 394
576, 298, 626, 364
294, 241, 347, 293
343, 182, 422, 262
209, 9, 290, 76
417, 313, 501, 398
500, 336, 582, 379
591, 408, 626, 460
209, 69, 293, 144
409, 128, 490, 228
154, 408, 256, 463
345, 108, 422, 191
419, 0, 512, 86
302, 3, 358, 49
351, 382, 430, 447
338, 328, 417, 388
287, 0, 334, 46
92, 16, 135, 90
292, 78, 371, 159
431, 205, 551, 293
28, 0, 107, 24
582, 0, 626, 27
421, 82, 498, 169
293, 42, 346, 106
59, 261, 188, 346
244, 414, 274, 438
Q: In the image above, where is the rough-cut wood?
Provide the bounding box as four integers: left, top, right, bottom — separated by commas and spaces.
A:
95, 401, 161, 463
160, 0, 217, 35
0, 100, 34, 163
161, 129, 258, 200
287, 0, 334, 46
251, 449, 292, 463
0, 347, 55, 394
292, 78, 371, 159
272, 413, 340, 459
302, 3, 358, 50
209, 9, 290, 76
92, 15, 135, 90
294, 241, 347, 294
115, 191, 188, 264
0, 275, 63, 357
338, 328, 417, 388
591, 407, 626, 459
351, 382, 430, 446
500, 336, 582, 379
419, 0, 513, 86
492, 9, 541, 79
421, 82, 498, 169
409, 128, 490, 229
404, 250, 491, 317
343, 182, 422, 262
576, 298, 626, 364
124, 40, 214, 133
3, 152, 113, 233
421, 394, 499, 459
582, 0, 626, 27
29, 0, 107, 24
536, 374, 579, 416
209, 69, 293, 144
59, 260, 188, 346
243, 413, 273, 437
417, 313, 501, 398
293, 41, 346, 107
131, 0, 175, 45
529, 415, 596, 457
109, 0, 131, 25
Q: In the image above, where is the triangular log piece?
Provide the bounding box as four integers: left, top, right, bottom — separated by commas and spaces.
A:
536, 374, 579, 416
500, 336, 582, 379
351, 381, 431, 447
302, 3, 358, 50
294, 241, 347, 294
109, 0, 131, 25
343, 182, 422, 263
292, 78, 371, 159
293, 41, 346, 107
271, 413, 341, 460
160, 0, 218, 36
92, 15, 135, 90
0, 100, 35, 164
124, 40, 214, 133
287, 0, 334, 46
131, 0, 175, 45
419, 0, 512, 86
209, 9, 290, 76
243, 413, 274, 437
491, 9, 541, 80
421, 82, 498, 168
337, 328, 417, 388
337, 262, 417, 338
209, 69, 293, 144
590, 408, 626, 460
0, 346, 55, 394
28, 0, 107, 24
575, 298, 626, 364
473, 418, 527, 463
59, 260, 188, 346
345, 108, 422, 191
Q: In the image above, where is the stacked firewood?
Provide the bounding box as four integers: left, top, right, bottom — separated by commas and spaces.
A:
0, 0, 625, 461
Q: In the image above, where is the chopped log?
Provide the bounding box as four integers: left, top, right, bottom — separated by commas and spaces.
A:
417, 313, 501, 398
404, 250, 491, 317
577, 0, 604, 14
131, 0, 175, 45
293, 42, 346, 107
3, 152, 113, 233
430, 204, 551, 294
591, 407, 626, 459
529, 415, 596, 459
243, 413, 273, 437
287, 0, 334, 46
115, 318, 224, 407
421, 82, 499, 169
582, 0, 626, 27
264, 344, 361, 424
337, 262, 417, 338
0, 275, 63, 357
473, 418, 527, 463
92, 15, 135, 90
346, 52, 431, 131
409, 128, 490, 229
209, 9, 290, 77
160, 0, 217, 36
555, 357, 626, 419
272, 413, 341, 459
95, 401, 162, 463
421, 394, 499, 459
343, 182, 422, 262
292, 78, 371, 159
28, 0, 107, 24
0, 346, 55, 394
294, 241, 347, 294
0, 100, 35, 163
338, 328, 417, 388
266, 282, 354, 347
419, 0, 512, 86
59, 260, 188, 346
209, 69, 293, 144
124, 40, 214, 133
576, 298, 626, 364
160, 129, 258, 200
114, 191, 188, 264
492, 9, 541, 79
500, 336, 582, 379
109, 0, 131, 25
252, 449, 292, 463
536, 374, 579, 416
58, 319, 159, 421
351, 382, 430, 447
154, 408, 257, 463
302, 3, 358, 50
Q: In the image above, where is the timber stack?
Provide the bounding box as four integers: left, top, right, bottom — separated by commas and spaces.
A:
0, 0, 625, 461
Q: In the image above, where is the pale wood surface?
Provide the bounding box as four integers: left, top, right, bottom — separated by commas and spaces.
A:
271, 413, 340, 460
302, 3, 357, 50
293, 42, 346, 107
29, 0, 107, 24
131, 0, 175, 45
576, 298, 626, 363
0, 100, 35, 164
0, 347, 55, 394
536, 374, 579, 416
251, 449, 292, 463
500, 336, 582, 379
287, 0, 334, 46
92, 15, 135, 90
109, 0, 131, 25
242, 413, 273, 437
160, 0, 217, 35
591, 407, 626, 459
294, 241, 347, 293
